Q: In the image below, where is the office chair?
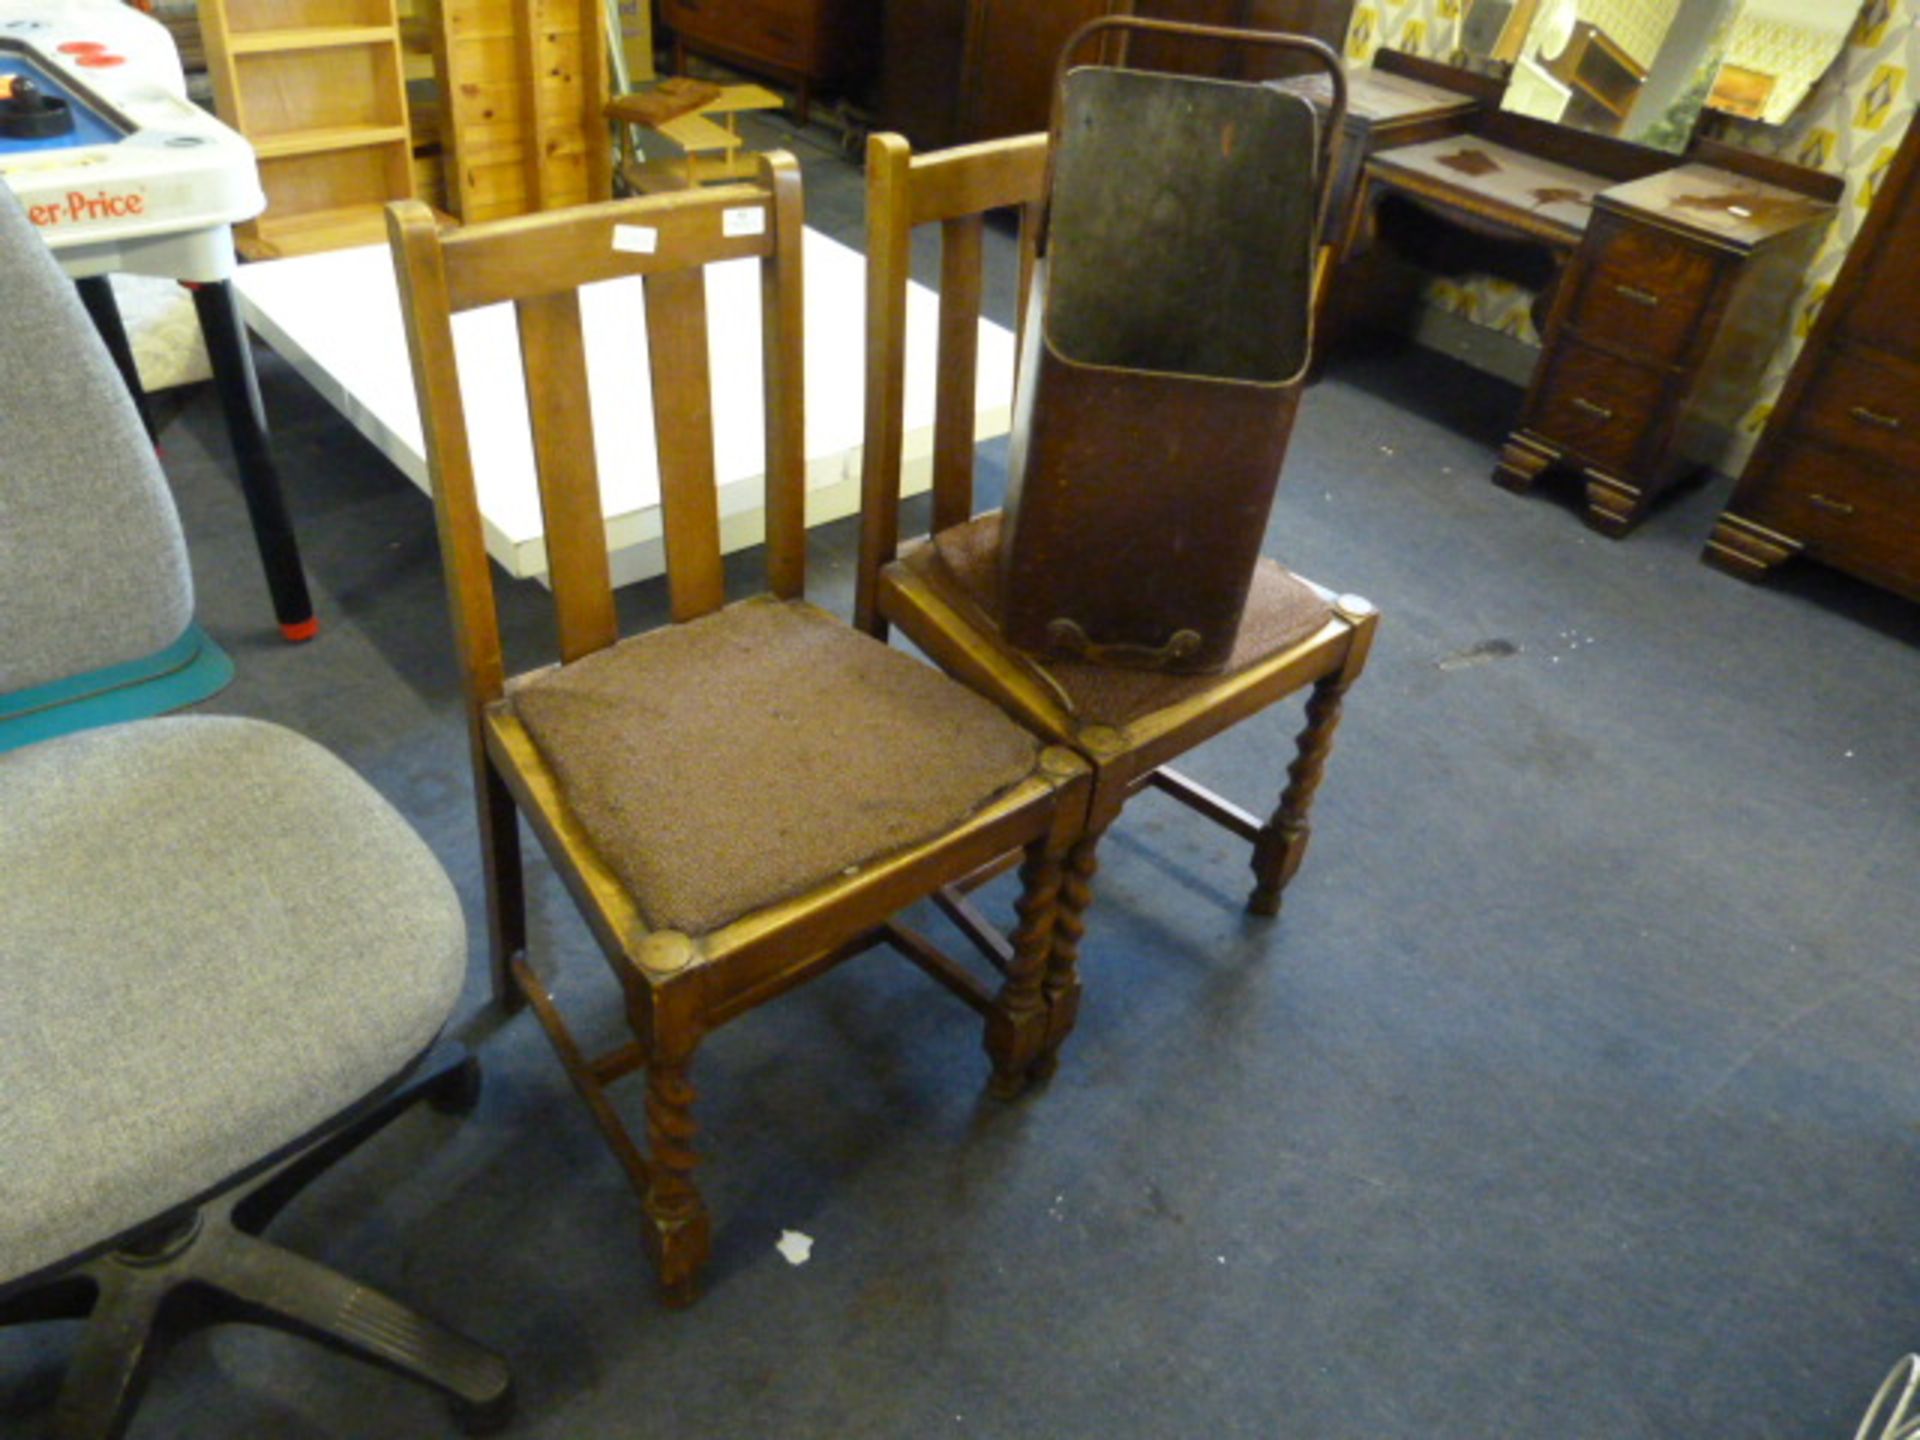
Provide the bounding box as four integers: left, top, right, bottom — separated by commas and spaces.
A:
0, 184, 510, 1439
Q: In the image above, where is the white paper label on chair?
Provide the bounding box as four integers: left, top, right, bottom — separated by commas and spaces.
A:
613, 224, 658, 254
723, 206, 767, 238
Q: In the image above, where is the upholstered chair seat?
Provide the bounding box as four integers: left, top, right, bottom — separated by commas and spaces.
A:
899, 512, 1335, 729
509, 595, 1042, 937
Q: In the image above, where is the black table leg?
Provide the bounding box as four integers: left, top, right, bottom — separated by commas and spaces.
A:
74, 274, 157, 442
189, 278, 317, 642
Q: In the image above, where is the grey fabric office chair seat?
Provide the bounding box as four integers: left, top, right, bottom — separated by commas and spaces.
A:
0, 714, 513, 1438
0, 715, 464, 1286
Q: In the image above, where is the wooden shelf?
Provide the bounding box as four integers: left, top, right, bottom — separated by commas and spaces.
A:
238, 202, 394, 260
226, 26, 396, 54
253, 124, 411, 159
201, 0, 417, 256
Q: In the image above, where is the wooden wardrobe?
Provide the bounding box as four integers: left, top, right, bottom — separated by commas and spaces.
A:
1705, 117, 1920, 602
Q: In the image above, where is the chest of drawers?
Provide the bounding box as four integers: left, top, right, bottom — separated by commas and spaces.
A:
1706, 122, 1920, 602
1494, 164, 1834, 536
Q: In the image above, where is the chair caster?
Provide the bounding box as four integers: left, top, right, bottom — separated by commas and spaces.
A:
658, 1272, 700, 1311
427, 1056, 484, 1116
987, 1067, 1030, 1102
449, 1378, 516, 1435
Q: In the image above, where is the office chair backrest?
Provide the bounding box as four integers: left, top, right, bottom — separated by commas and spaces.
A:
386, 152, 806, 713
0, 186, 194, 693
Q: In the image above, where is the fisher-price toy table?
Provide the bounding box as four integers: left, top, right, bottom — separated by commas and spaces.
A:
0, 0, 315, 641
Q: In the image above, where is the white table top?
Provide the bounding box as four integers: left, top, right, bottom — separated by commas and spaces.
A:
234, 229, 1017, 583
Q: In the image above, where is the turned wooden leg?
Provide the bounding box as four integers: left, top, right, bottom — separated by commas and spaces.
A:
1028, 833, 1100, 1084
642, 1053, 711, 1308
477, 755, 527, 1014
984, 842, 1065, 1100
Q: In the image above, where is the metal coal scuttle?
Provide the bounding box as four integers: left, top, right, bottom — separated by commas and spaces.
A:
998, 16, 1346, 673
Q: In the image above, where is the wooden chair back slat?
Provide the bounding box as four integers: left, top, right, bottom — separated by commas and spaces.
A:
856, 132, 1049, 638
759, 154, 807, 601
644, 264, 728, 622
932, 213, 984, 534
516, 289, 619, 660
1016, 197, 1043, 352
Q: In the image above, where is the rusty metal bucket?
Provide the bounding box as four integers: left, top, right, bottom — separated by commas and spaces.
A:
998, 17, 1345, 673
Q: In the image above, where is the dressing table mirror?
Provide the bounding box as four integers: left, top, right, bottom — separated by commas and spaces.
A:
1484, 0, 1861, 145
1497, 0, 1739, 149
1315, 0, 1861, 534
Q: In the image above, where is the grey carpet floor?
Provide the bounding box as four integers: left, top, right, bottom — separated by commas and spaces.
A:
5, 116, 1920, 1439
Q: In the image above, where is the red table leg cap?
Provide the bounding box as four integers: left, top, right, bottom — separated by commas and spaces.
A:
280, 618, 320, 643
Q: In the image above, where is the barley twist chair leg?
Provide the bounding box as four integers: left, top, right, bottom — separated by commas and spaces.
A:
1249, 671, 1352, 916
985, 841, 1067, 1099
642, 1055, 711, 1308
1028, 832, 1101, 1083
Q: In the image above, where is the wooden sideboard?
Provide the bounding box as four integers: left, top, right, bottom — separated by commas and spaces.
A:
1317, 54, 1841, 537
1704, 108, 1920, 601
879, 0, 1352, 147
663, 0, 880, 121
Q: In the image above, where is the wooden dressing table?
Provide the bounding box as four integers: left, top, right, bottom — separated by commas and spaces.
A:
1314, 53, 1841, 536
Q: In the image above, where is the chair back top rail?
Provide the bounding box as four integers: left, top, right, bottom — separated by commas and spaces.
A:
388, 152, 807, 703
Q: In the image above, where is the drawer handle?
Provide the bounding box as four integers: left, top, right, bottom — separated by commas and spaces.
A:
1613, 284, 1661, 308
1849, 404, 1902, 431
1570, 397, 1614, 422
1807, 493, 1857, 518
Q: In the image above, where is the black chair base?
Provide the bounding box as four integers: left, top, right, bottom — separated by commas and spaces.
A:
0, 1052, 512, 1440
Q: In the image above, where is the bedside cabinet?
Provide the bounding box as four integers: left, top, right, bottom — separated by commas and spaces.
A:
664, 0, 879, 121
1495, 163, 1834, 536
1706, 120, 1920, 602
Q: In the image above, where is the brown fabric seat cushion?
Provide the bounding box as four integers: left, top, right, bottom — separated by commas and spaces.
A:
896, 512, 1334, 728
507, 595, 1041, 938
